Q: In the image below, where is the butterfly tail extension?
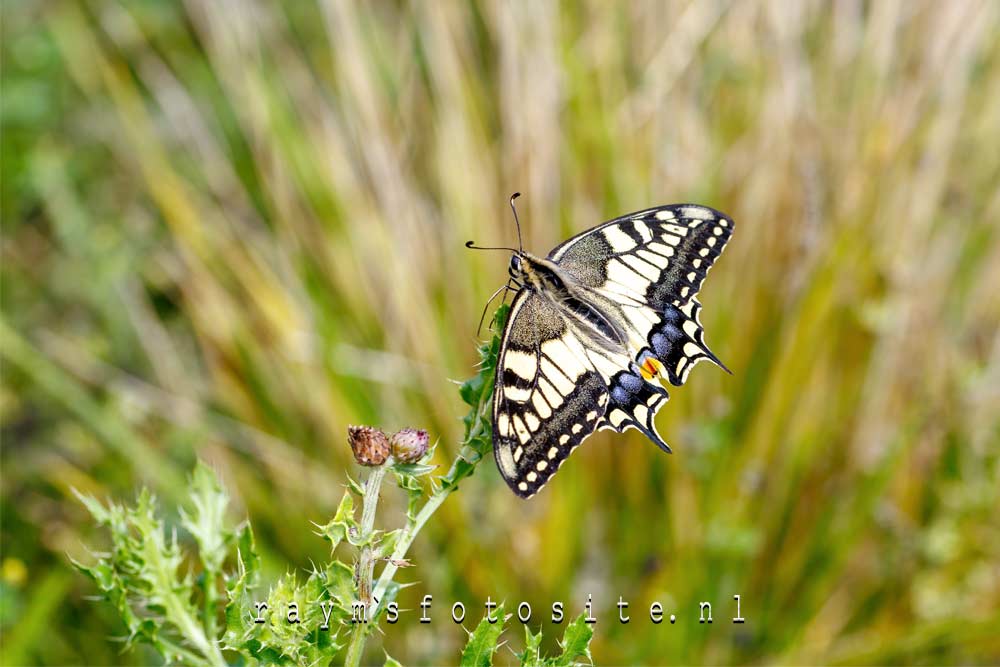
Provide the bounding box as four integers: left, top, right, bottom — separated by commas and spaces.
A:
601, 369, 672, 453
649, 299, 728, 386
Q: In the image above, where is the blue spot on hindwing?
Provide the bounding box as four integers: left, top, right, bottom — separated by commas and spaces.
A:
618, 373, 644, 394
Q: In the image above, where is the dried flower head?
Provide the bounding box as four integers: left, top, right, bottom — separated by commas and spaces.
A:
390, 428, 429, 463
348, 425, 390, 466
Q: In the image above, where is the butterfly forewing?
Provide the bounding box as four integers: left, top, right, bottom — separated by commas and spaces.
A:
491, 203, 734, 498
492, 292, 615, 497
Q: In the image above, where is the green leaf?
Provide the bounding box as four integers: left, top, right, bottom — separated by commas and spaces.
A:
460, 603, 508, 667
74, 481, 227, 665
439, 305, 507, 494
549, 613, 594, 666
316, 490, 357, 552
458, 303, 508, 409
384, 652, 403, 667
519, 625, 543, 667
372, 579, 403, 622
394, 469, 426, 523
72, 489, 111, 524
179, 461, 231, 573
376, 529, 402, 559
232, 565, 348, 666
459, 372, 486, 407
390, 462, 437, 477
224, 522, 260, 646
346, 474, 365, 497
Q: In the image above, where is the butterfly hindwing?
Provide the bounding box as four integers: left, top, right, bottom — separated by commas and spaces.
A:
551, 204, 733, 385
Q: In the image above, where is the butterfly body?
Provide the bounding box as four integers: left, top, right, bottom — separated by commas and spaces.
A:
490, 204, 734, 498
508, 252, 629, 352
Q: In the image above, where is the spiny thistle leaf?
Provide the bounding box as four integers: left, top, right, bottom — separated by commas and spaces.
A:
73, 487, 224, 665
459, 303, 508, 410
235, 571, 345, 665
547, 614, 594, 666
460, 602, 509, 667
394, 468, 426, 523
390, 461, 437, 477
180, 461, 231, 573
316, 490, 357, 552
346, 474, 365, 497
443, 303, 508, 493
519, 625, 544, 667
224, 522, 261, 646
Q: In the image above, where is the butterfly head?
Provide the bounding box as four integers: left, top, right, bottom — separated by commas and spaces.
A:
508, 253, 524, 279
511, 252, 568, 295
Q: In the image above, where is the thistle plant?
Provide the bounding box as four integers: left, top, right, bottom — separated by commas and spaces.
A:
73, 304, 595, 666
460, 604, 594, 667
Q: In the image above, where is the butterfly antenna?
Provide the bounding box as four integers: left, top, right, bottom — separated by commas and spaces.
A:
465, 240, 518, 252
509, 192, 524, 252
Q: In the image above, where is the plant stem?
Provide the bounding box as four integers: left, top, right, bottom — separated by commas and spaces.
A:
203, 566, 219, 644
344, 463, 388, 667
156, 637, 211, 667
371, 476, 451, 612
346, 367, 495, 666
161, 569, 227, 667
372, 392, 491, 616
343, 617, 368, 667
359, 465, 387, 559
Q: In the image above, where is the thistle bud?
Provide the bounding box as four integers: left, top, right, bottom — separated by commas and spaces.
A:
390, 428, 429, 463
348, 425, 390, 466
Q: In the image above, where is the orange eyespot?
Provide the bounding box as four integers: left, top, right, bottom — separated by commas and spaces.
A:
640, 356, 663, 380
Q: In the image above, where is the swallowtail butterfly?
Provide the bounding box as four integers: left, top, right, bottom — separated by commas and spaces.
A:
477, 196, 734, 498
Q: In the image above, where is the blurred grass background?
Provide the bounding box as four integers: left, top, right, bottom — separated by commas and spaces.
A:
2, 1, 1000, 664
